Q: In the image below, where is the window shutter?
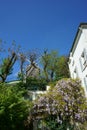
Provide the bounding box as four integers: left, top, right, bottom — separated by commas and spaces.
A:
79, 58, 83, 71
84, 48, 87, 61
76, 66, 79, 78
84, 77, 87, 91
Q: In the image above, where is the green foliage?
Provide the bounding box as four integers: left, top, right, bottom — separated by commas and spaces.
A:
44, 116, 58, 130
41, 50, 69, 82
25, 77, 47, 90
43, 116, 75, 130
48, 80, 57, 88
16, 77, 47, 91
17, 72, 24, 81
0, 52, 17, 82
41, 50, 59, 81
55, 56, 70, 80
0, 83, 32, 130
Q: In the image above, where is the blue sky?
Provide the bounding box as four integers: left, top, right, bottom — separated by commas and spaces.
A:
0, 0, 87, 80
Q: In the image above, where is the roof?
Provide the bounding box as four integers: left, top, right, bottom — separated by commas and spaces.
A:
6, 80, 20, 85
26, 63, 40, 78
69, 23, 87, 56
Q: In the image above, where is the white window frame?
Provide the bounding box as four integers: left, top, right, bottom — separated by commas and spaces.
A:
79, 48, 87, 71
73, 67, 78, 79
84, 76, 87, 91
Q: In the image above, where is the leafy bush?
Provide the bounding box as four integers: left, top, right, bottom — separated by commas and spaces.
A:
0, 83, 32, 130
20, 77, 47, 91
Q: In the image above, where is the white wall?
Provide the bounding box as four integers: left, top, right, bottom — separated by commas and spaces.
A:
28, 86, 51, 100
68, 29, 87, 95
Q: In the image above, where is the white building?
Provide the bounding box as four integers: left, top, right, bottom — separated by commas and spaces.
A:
68, 23, 87, 94
27, 85, 50, 101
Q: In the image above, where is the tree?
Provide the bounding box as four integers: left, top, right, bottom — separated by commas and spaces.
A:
25, 77, 47, 90
0, 83, 32, 130
0, 41, 20, 82
55, 56, 70, 80
47, 51, 59, 81
26, 49, 40, 66
41, 50, 59, 82
41, 49, 50, 81
30, 79, 87, 130
0, 52, 17, 82
17, 49, 41, 80
18, 52, 26, 81
19, 53, 26, 74
41, 50, 70, 82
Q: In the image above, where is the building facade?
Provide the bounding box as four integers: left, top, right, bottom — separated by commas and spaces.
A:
68, 23, 87, 94
26, 63, 40, 78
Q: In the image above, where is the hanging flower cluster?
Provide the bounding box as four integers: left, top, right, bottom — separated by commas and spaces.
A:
28, 79, 87, 127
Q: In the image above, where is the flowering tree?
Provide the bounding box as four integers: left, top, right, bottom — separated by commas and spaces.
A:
28, 79, 87, 130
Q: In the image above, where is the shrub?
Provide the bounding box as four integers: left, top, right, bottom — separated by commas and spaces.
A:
31, 79, 87, 130
0, 83, 32, 130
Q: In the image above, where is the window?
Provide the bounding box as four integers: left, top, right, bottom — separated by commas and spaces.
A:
79, 57, 83, 71
83, 76, 87, 91
73, 67, 79, 79
72, 60, 74, 66
68, 58, 71, 64
79, 48, 87, 71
